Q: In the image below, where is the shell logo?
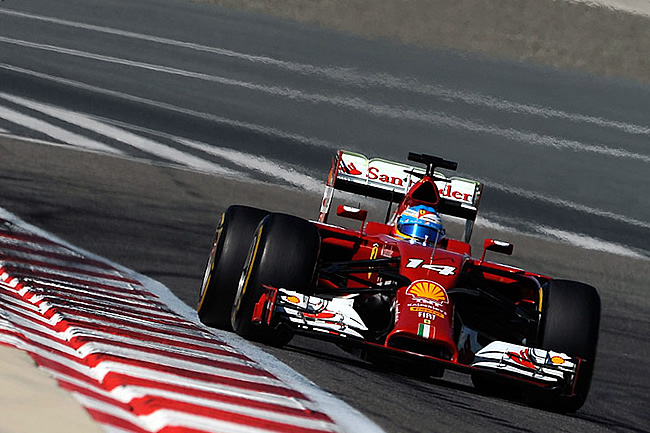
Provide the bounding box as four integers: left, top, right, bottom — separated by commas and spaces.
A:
406, 280, 449, 303
550, 355, 566, 365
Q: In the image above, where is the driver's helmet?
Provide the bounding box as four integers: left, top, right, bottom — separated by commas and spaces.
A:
394, 205, 445, 244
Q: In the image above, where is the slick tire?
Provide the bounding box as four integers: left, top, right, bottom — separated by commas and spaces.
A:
231, 213, 320, 347
531, 279, 601, 412
197, 205, 269, 330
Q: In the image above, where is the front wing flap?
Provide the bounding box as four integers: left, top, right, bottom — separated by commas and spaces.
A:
260, 288, 369, 339
472, 341, 580, 393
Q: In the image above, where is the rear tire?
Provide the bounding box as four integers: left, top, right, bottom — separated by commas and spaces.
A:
231, 213, 320, 346
531, 279, 601, 412
197, 205, 269, 329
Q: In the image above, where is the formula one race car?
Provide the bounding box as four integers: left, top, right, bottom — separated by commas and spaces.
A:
197, 150, 600, 412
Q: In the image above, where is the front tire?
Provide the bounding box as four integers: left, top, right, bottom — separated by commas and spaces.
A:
231, 213, 320, 346
197, 205, 269, 329
531, 279, 601, 412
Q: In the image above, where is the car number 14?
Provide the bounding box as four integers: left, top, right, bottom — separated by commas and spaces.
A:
405, 259, 456, 276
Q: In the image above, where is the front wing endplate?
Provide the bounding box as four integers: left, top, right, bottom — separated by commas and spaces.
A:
472, 341, 580, 393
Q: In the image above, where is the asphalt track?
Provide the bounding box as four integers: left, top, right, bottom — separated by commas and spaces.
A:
0, 0, 649, 432
1, 137, 648, 433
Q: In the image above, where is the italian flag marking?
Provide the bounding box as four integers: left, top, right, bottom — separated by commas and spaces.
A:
418, 323, 432, 338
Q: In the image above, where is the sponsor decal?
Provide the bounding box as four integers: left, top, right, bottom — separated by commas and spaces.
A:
406, 280, 449, 304
405, 258, 456, 276
437, 184, 474, 203
416, 309, 445, 320
550, 355, 566, 365
409, 306, 435, 314
338, 157, 475, 203
286, 296, 301, 304
409, 305, 445, 320
417, 322, 435, 339
368, 243, 379, 278
368, 166, 409, 187
407, 302, 446, 315
304, 311, 337, 320
339, 160, 363, 176
507, 349, 537, 370
380, 244, 396, 258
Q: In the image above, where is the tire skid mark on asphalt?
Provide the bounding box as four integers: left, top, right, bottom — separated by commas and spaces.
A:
0, 216, 352, 432
1, 85, 647, 243
482, 179, 650, 231
477, 213, 649, 259
1, 8, 649, 136
0, 63, 335, 150
1, 117, 646, 260
1, 41, 648, 163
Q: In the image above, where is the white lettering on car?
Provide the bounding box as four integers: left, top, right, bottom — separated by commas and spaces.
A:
405, 259, 456, 275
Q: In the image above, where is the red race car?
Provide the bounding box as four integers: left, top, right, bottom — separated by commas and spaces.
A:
198, 150, 600, 412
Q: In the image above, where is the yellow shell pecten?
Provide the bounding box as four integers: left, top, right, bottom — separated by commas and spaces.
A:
406, 280, 448, 303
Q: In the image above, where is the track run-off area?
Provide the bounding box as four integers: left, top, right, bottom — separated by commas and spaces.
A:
0, 0, 649, 432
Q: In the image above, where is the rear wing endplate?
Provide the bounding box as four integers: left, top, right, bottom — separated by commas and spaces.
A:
318, 151, 484, 241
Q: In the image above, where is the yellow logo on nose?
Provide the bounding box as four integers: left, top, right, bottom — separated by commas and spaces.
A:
406, 280, 448, 303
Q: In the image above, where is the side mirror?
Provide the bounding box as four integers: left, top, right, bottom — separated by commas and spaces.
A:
479, 239, 514, 264
336, 205, 368, 232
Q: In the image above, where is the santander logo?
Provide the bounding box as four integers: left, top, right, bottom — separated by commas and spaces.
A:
339, 161, 474, 204
339, 161, 363, 176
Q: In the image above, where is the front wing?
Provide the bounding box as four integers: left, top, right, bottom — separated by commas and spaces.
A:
252, 286, 581, 396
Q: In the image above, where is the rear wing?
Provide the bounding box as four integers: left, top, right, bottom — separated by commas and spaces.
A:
318, 150, 484, 242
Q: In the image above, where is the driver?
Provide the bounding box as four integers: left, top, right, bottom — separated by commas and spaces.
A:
393, 204, 445, 246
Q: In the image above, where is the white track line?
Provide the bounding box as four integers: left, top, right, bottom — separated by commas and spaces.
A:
572, 0, 650, 17
1, 95, 644, 257
0, 88, 322, 190
0, 103, 123, 155
0, 63, 334, 150
176, 138, 323, 192
1, 9, 649, 136
484, 179, 650, 231
476, 215, 647, 259
92, 116, 325, 192
0, 92, 236, 175
3, 96, 644, 256
1, 36, 647, 163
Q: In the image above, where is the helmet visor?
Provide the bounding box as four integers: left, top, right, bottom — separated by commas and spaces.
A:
397, 223, 442, 243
